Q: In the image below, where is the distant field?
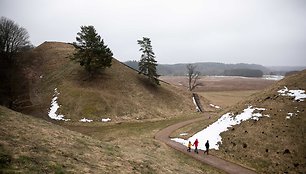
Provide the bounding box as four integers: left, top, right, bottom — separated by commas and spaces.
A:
199, 90, 259, 108
160, 76, 277, 92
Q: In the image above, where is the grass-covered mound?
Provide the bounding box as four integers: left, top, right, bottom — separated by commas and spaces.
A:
16, 42, 194, 122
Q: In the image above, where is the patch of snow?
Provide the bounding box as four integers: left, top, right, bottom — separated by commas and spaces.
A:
79, 118, 93, 122
262, 75, 284, 81
171, 138, 188, 146
209, 75, 249, 79
210, 104, 221, 109
277, 86, 306, 101
192, 97, 200, 111
48, 88, 70, 121
286, 113, 294, 119
180, 133, 188, 136
172, 106, 268, 150
102, 118, 111, 122
278, 86, 288, 94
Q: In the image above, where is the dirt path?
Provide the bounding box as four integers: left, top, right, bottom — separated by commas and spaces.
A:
155, 115, 257, 174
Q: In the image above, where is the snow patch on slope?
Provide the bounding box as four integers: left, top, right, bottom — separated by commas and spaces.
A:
172, 106, 268, 150
48, 88, 70, 121
278, 86, 306, 101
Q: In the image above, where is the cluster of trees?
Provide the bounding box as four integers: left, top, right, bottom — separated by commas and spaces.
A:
0, 17, 32, 63
71, 26, 159, 85
0, 17, 32, 108
222, 69, 263, 77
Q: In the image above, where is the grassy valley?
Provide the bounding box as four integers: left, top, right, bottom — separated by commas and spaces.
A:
1, 42, 224, 173
1, 41, 305, 173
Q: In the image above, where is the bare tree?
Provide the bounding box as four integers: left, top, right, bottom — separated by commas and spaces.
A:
0, 16, 30, 61
0, 17, 31, 108
187, 64, 201, 91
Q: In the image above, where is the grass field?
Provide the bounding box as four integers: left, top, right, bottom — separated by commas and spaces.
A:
63, 115, 226, 173
160, 76, 276, 92
199, 90, 259, 108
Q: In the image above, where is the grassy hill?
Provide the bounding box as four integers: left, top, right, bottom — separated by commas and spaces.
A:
174, 70, 306, 173
16, 42, 196, 122
0, 106, 130, 173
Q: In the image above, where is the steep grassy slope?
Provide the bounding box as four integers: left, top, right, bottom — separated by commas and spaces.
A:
0, 106, 131, 173
17, 42, 195, 121
213, 70, 306, 173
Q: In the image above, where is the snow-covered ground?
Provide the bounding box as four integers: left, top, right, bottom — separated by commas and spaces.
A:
192, 96, 200, 111
277, 86, 306, 101
209, 75, 284, 80
80, 118, 93, 122
172, 106, 268, 150
210, 104, 221, 109
286, 113, 295, 119
48, 88, 70, 121
262, 75, 284, 81
102, 118, 111, 122
180, 133, 188, 136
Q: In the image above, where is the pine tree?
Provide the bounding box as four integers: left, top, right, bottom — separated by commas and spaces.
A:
137, 37, 159, 85
71, 25, 113, 77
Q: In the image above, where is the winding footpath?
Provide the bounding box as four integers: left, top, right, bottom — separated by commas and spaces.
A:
155, 115, 257, 174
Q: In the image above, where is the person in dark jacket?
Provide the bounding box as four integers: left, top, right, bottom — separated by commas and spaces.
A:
204, 140, 210, 155
193, 139, 199, 154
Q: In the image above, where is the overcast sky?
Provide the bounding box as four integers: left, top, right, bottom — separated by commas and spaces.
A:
1, 0, 306, 66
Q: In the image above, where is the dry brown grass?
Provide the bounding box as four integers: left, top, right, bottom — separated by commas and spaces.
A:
160, 76, 276, 92
199, 90, 259, 108
0, 106, 131, 173
0, 106, 225, 174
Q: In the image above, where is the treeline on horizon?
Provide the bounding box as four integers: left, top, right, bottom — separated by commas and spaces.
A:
124, 60, 305, 77
124, 61, 262, 77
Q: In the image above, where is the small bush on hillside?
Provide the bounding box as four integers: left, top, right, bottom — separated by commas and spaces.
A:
71, 25, 113, 77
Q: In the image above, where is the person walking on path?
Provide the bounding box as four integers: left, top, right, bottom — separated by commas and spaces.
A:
193, 139, 199, 154
204, 140, 210, 155
187, 141, 192, 152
